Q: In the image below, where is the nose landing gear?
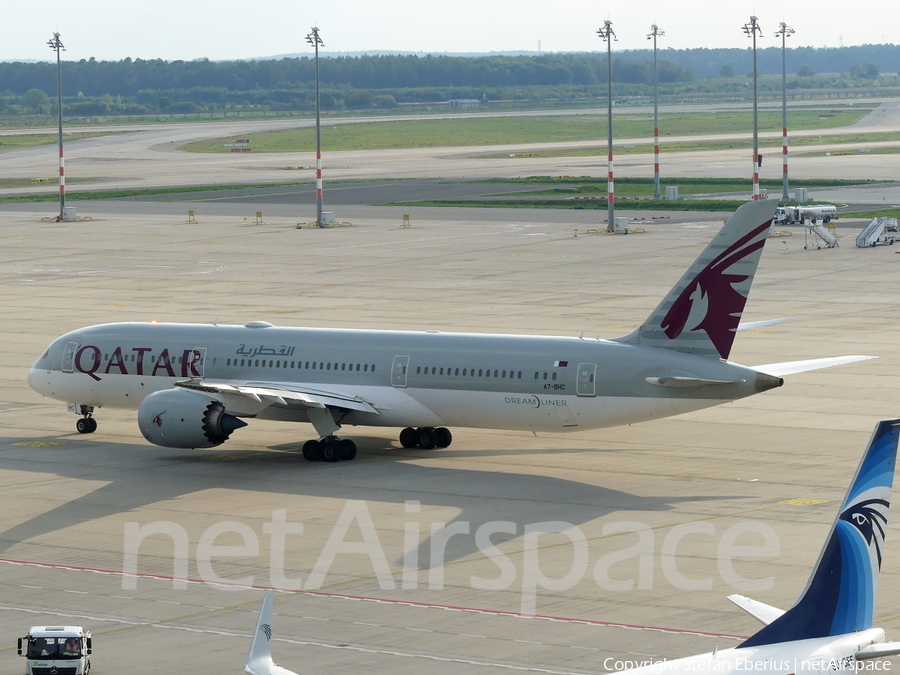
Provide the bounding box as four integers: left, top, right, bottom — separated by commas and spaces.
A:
73, 405, 97, 434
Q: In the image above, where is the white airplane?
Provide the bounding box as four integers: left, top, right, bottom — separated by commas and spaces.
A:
244, 590, 298, 675
27, 200, 872, 461
620, 418, 900, 675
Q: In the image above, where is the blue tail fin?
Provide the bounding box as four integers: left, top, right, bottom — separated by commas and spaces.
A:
741, 419, 900, 647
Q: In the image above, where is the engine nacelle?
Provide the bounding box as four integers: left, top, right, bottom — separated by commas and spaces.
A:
137, 388, 247, 449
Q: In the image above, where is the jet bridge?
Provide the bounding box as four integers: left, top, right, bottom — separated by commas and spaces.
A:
856, 217, 899, 248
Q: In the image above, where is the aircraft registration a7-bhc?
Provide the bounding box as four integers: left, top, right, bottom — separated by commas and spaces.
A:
27, 201, 870, 461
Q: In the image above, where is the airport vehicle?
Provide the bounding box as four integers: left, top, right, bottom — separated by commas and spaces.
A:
775, 204, 837, 224
619, 418, 900, 675
27, 201, 872, 461
17, 625, 92, 675
244, 590, 299, 675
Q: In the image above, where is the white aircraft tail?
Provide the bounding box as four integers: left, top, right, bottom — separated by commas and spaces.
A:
616, 200, 777, 360
244, 590, 299, 675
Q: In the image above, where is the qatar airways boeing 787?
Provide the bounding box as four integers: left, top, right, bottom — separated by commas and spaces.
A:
27, 200, 871, 461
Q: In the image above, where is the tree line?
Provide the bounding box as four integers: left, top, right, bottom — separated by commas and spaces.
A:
1, 47, 897, 117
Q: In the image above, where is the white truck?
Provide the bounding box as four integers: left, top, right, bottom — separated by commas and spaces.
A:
775, 204, 837, 224
17, 625, 92, 675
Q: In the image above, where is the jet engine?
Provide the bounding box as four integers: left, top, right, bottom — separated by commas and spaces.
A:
137, 388, 247, 449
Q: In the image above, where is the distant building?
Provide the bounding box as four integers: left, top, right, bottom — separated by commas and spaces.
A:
448, 99, 482, 108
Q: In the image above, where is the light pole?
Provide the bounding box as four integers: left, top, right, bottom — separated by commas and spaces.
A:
742, 16, 763, 201
647, 24, 665, 200
305, 27, 324, 226
597, 20, 616, 228
47, 32, 66, 221
775, 22, 795, 201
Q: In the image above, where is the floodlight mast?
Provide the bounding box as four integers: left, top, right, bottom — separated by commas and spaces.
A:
305, 27, 325, 226
775, 22, 795, 200
742, 16, 763, 201
597, 20, 616, 229
47, 32, 65, 221
647, 24, 665, 200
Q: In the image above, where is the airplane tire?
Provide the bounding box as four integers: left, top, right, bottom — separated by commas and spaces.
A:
435, 427, 452, 448
417, 427, 438, 450
302, 440, 323, 461
322, 442, 340, 462
76, 418, 95, 434
399, 427, 418, 449
87, 418, 98, 433
340, 439, 357, 461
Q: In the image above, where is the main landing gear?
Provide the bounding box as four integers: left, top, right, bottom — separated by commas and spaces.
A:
74, 405, 97, 434
399, 426, 452, 450
302, 436, 357, 462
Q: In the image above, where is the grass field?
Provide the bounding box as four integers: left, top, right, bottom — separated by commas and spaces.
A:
477, 176, 882, 198
0, 131, 122, 152
179, 109, 870, 154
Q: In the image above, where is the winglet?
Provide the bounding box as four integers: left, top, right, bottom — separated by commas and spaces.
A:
615, 200, 777, 360
244, 590, 299, 675
741, 419, 900, 647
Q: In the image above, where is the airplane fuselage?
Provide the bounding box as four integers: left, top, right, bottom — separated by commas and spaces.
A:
28, 321, 777, 434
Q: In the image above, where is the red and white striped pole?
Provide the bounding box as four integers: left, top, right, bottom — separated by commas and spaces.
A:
59, 145, 66, 214
306, 27, 325, 226
48, 32, 66, 220
776, 22, 795, 200
598, 20, 616, 228
648, 24, 664, 200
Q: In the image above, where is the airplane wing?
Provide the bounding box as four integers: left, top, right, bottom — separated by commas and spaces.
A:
174, 380, 379, 415
727, 594, 785, 625
753, 355, 876, 377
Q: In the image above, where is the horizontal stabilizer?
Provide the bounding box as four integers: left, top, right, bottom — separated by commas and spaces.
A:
736, 317, 791, 331
646, 376, 738, 388
754, 355, 876, 377
727, 594, 785, 625
857, 643, 900, 660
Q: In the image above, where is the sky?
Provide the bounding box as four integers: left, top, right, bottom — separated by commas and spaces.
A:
5, 0, 897, 62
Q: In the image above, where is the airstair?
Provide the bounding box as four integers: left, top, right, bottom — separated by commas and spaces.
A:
804, 219, 839, 249
856, 217, 899, 248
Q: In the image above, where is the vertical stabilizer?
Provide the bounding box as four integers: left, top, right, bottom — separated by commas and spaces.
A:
244, 590, 299, 675
616, 200, 777, 360
741, 419, 900, 647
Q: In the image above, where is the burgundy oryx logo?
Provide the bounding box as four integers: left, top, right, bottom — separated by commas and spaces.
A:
152, 410, 167, 427
660, 221, 770, 359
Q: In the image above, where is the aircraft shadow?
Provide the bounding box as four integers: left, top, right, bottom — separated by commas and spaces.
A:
0, 434, 739, 573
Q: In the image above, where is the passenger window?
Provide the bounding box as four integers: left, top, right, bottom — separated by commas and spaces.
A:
455, 368, 459, 376
327, 363, 331, 370
518, 371, 522, 379
552, 372, 557, 381
502, 370, 506, 378
439, 368, 444, 375
417, 366, 421, 374
534, 372, 539, 379
372, 365, 376, 372
543, 372, 548, 380
493, 370, 498, 377
478, 369, 483, 376
356, 364, 360, 371
342, 363, 346, 371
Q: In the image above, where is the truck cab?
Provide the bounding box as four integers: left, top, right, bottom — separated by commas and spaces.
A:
18, 625, 92, 675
